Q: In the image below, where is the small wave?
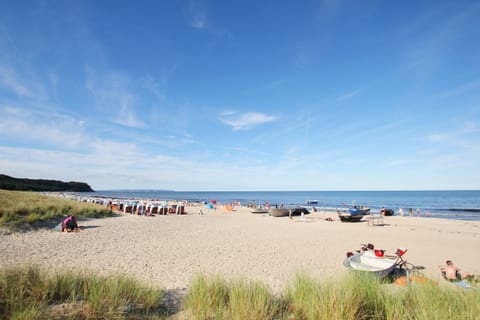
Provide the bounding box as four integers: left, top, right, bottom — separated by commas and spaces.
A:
443, 208, 480, 213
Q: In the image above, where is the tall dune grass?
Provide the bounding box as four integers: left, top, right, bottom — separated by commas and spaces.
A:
0, 265, 165, 319
183, 273, 480, 320
1, 266, 479, 319
0, 190, 111, 228
183, 274, 284, 320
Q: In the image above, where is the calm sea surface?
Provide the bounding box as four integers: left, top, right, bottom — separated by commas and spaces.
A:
81, 190, 480, 221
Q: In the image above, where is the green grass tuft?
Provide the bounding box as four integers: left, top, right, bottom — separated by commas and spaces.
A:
0, 265, 166, 319
183, 274, 284, 320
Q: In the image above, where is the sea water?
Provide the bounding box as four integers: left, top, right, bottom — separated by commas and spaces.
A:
81, 190, 480, 221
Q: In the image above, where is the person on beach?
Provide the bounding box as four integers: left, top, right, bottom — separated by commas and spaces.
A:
62, 215, 80, 232
399, 208, 404, 216
408, 208, 413, 216
439, 260, 475, 282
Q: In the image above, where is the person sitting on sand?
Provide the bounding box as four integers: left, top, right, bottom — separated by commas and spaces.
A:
62, 215, 80, 232
439, 260, 474, 282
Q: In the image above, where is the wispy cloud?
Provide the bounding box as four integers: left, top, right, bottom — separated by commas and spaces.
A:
0, 106, 87, 149
317, 0, 343, 19
85, 66, 146, 128
0, 29, 48, 101
246, 78, 288, 95
400, 2, 480, 79
335, 88, 363, 102
185, 0, 208, 29
421, 122, 480, 171
425, 122, 478, 145
192, 15, 206, 29
183, 0, 233, 39
141, 76, 166, 102
293, 47, 310, 69
0, 66, 34, 98
219, 111, 278, 131
434, 79, 480, 100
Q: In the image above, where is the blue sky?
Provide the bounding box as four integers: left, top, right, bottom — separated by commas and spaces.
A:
0, 0, 479, 191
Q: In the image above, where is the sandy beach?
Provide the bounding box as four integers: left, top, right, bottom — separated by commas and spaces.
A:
1, 206, 479, 292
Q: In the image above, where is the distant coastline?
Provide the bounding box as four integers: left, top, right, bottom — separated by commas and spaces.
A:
0, 174, 94, 192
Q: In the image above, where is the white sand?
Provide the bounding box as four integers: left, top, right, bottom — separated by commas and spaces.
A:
1, 206, 479, 291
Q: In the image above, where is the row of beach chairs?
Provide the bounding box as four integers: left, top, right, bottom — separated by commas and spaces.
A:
110, 203, 186, 215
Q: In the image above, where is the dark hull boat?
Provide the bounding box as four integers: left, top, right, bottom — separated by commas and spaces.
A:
339, 213, 364, 222
271, 207, 310, 217
381, 208, 395, 216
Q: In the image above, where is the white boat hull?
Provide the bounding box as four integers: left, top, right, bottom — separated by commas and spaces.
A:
343, 251, 397, 278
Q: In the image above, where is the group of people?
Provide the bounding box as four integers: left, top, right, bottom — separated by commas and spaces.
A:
398, 208, 422, 216
55, 211, 477, 285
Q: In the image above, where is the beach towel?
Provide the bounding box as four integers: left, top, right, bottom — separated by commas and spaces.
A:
441, 271, 478, 289
54, 222, 63, 232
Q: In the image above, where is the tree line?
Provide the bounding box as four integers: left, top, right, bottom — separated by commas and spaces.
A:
0, 174, 94, 192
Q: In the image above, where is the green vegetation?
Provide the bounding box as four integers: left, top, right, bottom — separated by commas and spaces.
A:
0, 190, 111, 228
182, 273, 480, 320
0, 174, 94, 192
183, 275, 283, 320
1, 267, 479, 319
0, 265, 166, 320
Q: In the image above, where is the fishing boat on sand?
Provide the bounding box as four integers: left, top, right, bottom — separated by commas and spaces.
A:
381, 208, 395, 216
348, 206, 371, 215
250, 207, 269, 214
271, 207, 310, 217
338, 211, 364, 222
270, 208, 289, 217
343, 250, 397, 278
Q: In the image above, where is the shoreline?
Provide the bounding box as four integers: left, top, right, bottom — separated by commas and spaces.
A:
47, 191, 480, 221
1, 205, 479, 292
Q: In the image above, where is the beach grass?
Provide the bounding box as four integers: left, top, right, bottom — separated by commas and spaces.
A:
0, 190, 112, 228
0, 265, 166, 319
182, 273, 480, 320
183, 274, 284, 320
1, 266, 479, 319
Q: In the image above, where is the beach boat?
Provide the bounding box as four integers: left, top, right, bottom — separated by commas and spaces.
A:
343, 251, 397, 278
251, 207, 269, 214
381, 208, 395, 216
292, 207, 310, 216
270, 208, 289, 217
338, 212, 364, 222
348, 207, 371, 215
306, 200, 318, 205
270, 207, 310, 217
